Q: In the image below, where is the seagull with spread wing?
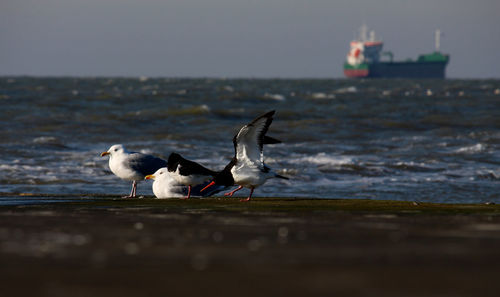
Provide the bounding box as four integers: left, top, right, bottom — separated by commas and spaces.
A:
201, 110, 288, 201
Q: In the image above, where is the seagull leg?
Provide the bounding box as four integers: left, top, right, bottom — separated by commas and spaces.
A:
240, 187, 254, 202
122, 181, 137, 198
181, 185, 192, 200
133, 181, 138, 197
224, 185, 243, 197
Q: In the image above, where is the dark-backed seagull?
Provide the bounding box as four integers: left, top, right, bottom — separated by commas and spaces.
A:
166, 152, 218, 199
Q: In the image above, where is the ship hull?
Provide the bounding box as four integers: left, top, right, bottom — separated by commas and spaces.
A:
343, 63, 369, 78
344, 61, 448, 79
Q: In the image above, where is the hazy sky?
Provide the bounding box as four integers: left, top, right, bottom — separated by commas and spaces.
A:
1, 0, 499, 78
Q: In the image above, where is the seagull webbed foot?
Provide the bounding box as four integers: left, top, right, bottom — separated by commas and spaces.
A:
224, 185, 243, 197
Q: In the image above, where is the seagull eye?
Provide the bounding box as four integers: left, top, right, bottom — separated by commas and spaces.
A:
159, 172, 163, 175
114, 149, 118, 152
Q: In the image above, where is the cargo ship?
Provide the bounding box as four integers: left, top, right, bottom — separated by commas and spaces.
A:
344, 25, 450, 78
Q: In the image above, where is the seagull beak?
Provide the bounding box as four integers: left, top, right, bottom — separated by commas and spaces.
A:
100, 151, 110, 157
144, 175, 155, 180
200, 181, 215, 192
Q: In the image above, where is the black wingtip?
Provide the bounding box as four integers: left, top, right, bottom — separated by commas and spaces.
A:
253, 110, 275, 121
168, 152, 182, 162
263, 135, 281, 144
264, 110, 276, 117
247, 110, 276, 126
167, 152, 182, 172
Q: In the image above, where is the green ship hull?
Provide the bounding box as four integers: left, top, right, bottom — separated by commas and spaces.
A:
344, 52, 450, 78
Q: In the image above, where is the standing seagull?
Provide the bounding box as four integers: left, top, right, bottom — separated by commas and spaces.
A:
101, 144, 167, 198
167, 152, 218, 199
201, 110, 288, 201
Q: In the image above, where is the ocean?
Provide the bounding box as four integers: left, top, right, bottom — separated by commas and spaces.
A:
1, 77, 499, 204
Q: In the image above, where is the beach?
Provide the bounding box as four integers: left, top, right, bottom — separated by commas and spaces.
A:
1, 195, 499, 297
2, 2, 500, 296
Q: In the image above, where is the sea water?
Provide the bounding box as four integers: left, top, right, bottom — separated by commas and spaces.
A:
1, 77, 499, 203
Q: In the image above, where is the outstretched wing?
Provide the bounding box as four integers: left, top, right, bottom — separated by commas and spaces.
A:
233, 110, 275, 165
128, 153, 168, 176
171, 153, 217, 177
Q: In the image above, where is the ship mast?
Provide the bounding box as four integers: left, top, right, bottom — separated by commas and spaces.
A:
359, 24, 368, 42
369, 30, 376, 42
435, 29, 441, 52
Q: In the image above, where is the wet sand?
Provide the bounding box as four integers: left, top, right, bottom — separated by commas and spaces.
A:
1, 195, 500, 297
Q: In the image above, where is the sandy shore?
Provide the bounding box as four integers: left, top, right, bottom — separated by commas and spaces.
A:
1, 195, 500, 297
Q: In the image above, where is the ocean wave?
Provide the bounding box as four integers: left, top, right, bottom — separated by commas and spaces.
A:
454, 143, 486, 154
387, 162, 445, 173
297, 153, 354, 166
2, 77, 500, 203
335, 86, 357, 94
166, 104, 211, 116
475, 170, 500, 180
32, 136, 68, 148
318, 163, 386, 177
293, 153, 387, 176
0, 164, 48, 172
263, 93, 286, 101
308, 92, 336, 100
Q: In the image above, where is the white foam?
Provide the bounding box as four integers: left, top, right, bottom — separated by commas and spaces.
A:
297, 153, 354, 166
33, 136, 60, 144
0, 164, 46, 172
394, 161, 428, 167
199, 104, 211, 112
455, 143, 485, 154
335, 86, 357, 94
310, 92, 335, 99
263, 93, 286, 101
223, 85, 235, 92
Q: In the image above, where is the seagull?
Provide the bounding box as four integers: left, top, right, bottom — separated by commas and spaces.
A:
100, 144, 167, 198
145, 167, 224, 199
166, 152, 218, 199
201, 110, 288, 201
144, 168, 185, 198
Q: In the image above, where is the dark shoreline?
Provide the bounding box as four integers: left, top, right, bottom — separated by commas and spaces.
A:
1, 195, 500, 296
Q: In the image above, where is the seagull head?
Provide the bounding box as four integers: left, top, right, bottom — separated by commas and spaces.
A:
145, 167, 169, 181
100, 144, 127, 157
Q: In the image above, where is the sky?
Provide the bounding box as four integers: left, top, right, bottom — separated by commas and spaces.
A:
1, 0, 499, 78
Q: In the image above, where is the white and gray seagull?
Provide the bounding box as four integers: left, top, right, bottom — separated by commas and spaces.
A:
101, 144, 167, 198
145, 167, 224, 199
144, 167, 186, 198
201, 110, 288, 201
